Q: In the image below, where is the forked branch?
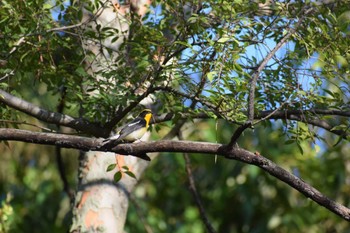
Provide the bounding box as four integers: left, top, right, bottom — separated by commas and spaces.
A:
0, 89, 106, 137
229, 7, 314, 147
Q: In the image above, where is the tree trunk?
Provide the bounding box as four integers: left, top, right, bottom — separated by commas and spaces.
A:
70, 151, 150, 232
70, 1, 151, 232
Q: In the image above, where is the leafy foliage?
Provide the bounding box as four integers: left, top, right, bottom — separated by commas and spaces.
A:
106, 163, 137, 182
127, 120, 350, 233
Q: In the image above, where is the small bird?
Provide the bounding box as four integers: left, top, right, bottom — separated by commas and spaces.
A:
109, 109, 153, 142
102, 109, 153, 161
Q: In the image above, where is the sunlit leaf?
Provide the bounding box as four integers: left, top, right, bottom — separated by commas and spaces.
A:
217, 37, 230, 43
207, 71, 216, 82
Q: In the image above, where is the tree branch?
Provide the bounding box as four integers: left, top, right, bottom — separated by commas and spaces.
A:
247, 8, 313, 122
0, 89, 107, 137
258, 109, 350, 118
105, 84, 156, 129
227, 122, 251, 148
183, 153, 216, 233
153, 108, 350, 124
266, 115, 348, 138
179, 130, 216, 233
223, 148, 350, 222
1, 128, 350, 221
55, 88, 74, 201
153, 109, 350, 138
229, 7, 314, 147
55, 146, 74, 200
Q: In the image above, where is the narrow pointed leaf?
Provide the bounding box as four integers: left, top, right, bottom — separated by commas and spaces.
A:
113, 171, 123, 182
106, 163, 116, 172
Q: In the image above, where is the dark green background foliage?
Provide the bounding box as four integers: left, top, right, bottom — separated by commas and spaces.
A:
125, 121, 350, 233
1, 0, 350, 232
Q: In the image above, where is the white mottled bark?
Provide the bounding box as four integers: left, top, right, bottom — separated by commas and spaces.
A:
70, 1, 152, 232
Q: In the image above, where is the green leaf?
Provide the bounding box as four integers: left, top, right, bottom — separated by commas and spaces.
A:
207, 71, 216, 82
335, 55, 348, 67
330, 124, 348, 131
323, 89, 334, 97
113, 171, 123, 183
297, 143, 304, 155
284, 140, 295, 145
333, 136, 343, 147
43, 3, 52, 10
187, 14, 198, 24
122, 165, 130, 171
217, 37, 230, 43
106, 163, 116, 172
124, 171, 137, 180
75, 67, 87, 76
174, 41, 192, 48
111, 36, 120, 43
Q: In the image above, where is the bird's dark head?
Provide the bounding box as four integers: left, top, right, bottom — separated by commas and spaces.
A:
139, 108, 152, 118
138, 109, 153, 126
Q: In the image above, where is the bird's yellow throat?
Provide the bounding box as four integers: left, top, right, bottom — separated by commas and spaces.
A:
144, 113, 152, 127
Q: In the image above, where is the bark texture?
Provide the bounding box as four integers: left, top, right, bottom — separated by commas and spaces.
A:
70, 1, 152, 232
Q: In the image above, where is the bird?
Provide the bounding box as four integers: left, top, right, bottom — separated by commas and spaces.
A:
101, 109, 153, 161
109, 109, 153, 142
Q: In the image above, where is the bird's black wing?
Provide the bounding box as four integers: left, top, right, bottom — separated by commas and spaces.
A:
117, 117, 146, 140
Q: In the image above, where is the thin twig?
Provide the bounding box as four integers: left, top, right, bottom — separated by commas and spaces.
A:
0, 69, 15, 81
55, 146, 74, 200
0, 119, 55, 132
46, 22, 84, 33
114, 177, 154, 233
259, 109, 350, 118
163, 53, 213, 140
179, 132, 216, 233
155, 86, 218, 111
55, 87, 74, 201
128, 194, 154, 233
152, 109, 350, 125
253, 102, 288, 126
183, 153, 216, 233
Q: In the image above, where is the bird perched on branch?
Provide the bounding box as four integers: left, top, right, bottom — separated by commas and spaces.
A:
102, 109, 153, 161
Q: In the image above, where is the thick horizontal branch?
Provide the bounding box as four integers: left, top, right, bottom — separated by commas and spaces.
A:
0, 89, 107, 137
0, 128, 221, 154
1, 128, 350, 221
0, 128, 97, 150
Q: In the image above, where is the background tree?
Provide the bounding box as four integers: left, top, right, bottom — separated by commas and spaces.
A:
1, 0, 350, 232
